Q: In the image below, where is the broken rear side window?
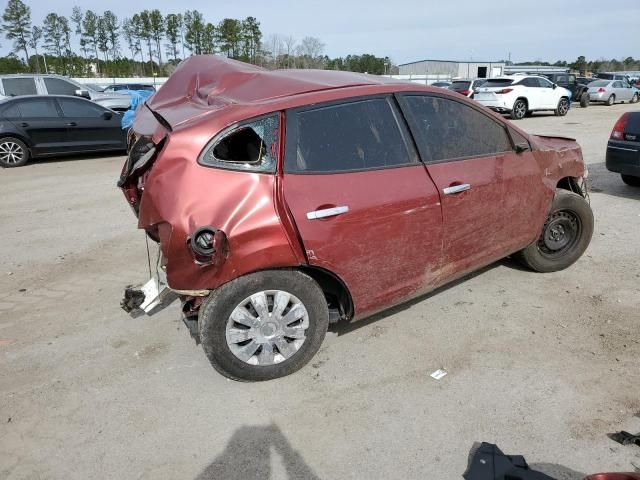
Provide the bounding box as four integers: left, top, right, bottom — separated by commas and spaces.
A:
201, 114, 279, 172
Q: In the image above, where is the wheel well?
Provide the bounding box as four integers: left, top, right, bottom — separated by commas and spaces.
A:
299, 266, 354, 321
515, 97, 528, 107
557, 176, 585, 197
0, 134, 32, 151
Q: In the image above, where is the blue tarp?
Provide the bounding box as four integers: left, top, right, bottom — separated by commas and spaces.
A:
121, 90, 155, 130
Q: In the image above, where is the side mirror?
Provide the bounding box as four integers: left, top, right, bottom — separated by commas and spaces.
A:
552, 84, 557, 89
101, 110, 113, 120
515, 142, 530, 153
74, 89, 91, 99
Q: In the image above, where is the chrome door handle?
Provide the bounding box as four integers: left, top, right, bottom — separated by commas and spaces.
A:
306, 206, 349, 220
443, 183, 471, 195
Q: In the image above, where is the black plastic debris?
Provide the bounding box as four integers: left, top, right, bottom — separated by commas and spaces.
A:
463, 443, 555, 480
609, 431, 640, 447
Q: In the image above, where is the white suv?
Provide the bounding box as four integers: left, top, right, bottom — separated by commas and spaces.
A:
474, 75, 571, 120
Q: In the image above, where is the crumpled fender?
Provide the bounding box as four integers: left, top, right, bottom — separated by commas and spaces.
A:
530, 134, 587, 192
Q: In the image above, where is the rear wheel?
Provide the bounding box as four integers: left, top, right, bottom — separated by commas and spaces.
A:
555, 97, 570, 116
621, 174, 640, 187
510, 99, 527, 120
606, 94, 615, 106
0, 137, 29, 168
580, 92, 589, 107
631, 93, 639, 104
199, 270, 329, 381
514, 189, 593, 272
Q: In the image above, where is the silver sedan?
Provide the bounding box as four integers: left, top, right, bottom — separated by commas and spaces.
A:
588, 80, 639, 105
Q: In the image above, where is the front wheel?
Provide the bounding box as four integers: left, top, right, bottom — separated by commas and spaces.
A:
555, 97, 570, 116
199, 270, 329, 381
510, 99, 527, 120
621, 174, 640, 187
606, 94, 615, 106
514, 190, 594, 273
631, 93, 639, 104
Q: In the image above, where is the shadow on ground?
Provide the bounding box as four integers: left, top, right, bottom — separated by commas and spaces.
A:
27, 150, 125, 166
587, 162, 640, 201
195, 424, 321, 480
530, 463, 587, 480
330, 256, 527, 337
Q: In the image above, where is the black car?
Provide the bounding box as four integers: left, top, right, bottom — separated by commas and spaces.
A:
606, 112, 640, 186
542, 73, 590, 107
102, 83, 156, 93
0, 95, 127, 168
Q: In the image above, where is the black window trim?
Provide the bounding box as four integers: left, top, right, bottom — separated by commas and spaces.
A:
396, 91, 519, 165
283, 93, 421, 175
197, 111, 281, 174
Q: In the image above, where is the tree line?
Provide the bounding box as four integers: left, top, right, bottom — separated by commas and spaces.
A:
508, 56, 640, 74
0, 0, 393, 77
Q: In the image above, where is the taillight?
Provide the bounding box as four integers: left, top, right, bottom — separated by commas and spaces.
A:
496, 88, 513, 94
460, 90, 471, 96
598, 87, 606, 93
611, 113, 629, 140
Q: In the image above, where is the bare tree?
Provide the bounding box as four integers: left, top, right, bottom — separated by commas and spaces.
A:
298, 36, 324, 68
283, 35, 295, 68
265, 33, 284, 69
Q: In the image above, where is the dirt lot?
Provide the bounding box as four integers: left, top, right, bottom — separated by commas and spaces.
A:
1, 103, 639, 480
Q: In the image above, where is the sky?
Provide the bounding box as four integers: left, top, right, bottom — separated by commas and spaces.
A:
6, 0, 640, 65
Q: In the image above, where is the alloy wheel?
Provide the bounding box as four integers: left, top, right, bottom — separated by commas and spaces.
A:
558, 99, 569, 115
0, 141, 24, 165
514, 101, 526, 118
225, 290, 309, 366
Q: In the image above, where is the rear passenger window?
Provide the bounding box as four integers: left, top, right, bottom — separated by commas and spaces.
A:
18, 98, 59, 118
285, 97, 418, 173
200, 114, 279, 172
400, 95, 513, 163
2, 78, 37, 96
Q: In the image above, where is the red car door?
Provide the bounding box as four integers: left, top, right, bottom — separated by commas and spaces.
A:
398, 93, 525, 279
282, 96, 443, 316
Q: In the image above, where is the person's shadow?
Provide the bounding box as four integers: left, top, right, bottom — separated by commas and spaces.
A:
195, 424, 321, 480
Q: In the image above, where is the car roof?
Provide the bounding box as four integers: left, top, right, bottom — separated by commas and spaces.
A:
151, 55, 408, 107
145, 55, 436, 128
0, 94, 103, 104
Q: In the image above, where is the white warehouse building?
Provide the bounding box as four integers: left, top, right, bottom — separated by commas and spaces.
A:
397, 59, 506, 83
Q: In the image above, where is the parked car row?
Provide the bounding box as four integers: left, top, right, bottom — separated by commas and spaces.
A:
0, 95, 127, 167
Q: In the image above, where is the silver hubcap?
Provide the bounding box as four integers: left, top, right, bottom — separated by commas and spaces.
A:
0, 141, 24, 164
515, 102, 526, 117
225, 290, 309, 366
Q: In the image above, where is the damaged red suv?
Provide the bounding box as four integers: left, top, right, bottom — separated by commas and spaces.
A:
119, 56, 593, 381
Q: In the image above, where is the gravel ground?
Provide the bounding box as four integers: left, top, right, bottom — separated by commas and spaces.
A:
1, 102, 639, 480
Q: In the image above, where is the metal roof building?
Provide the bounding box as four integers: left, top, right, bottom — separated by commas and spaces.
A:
398, 59, 506, 79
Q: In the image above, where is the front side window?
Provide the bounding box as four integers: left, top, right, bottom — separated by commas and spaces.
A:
538, 78, 554, 88
58, 98, 106, 117
43, 77, 78, 96
400, 95, 513, 163
285, 97, 418, 173
2, 78, 37, 96
18, 98, 59, 118
200, 114, 279, 172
